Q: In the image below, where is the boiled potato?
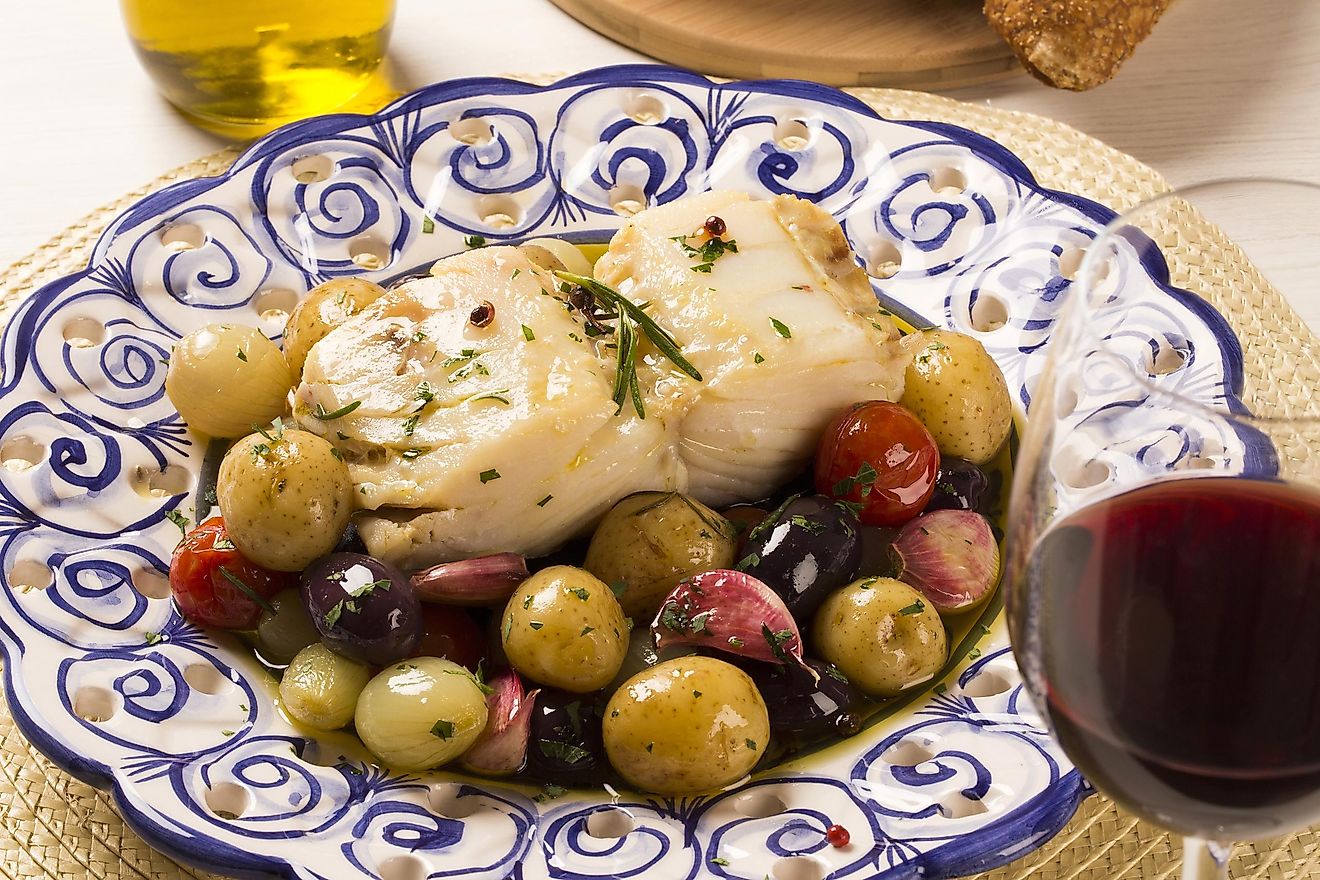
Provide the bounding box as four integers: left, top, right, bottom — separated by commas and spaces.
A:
165, 323, 292, 438
585, 492, 736, 618
900, 329, 1012, 465
603, 657, 769, 794
217, 428, 353, 571
279, 643, 369, 731
501, 566, 628, 693
813, 577, 948, 697
282, 278, 387, 377
355, 657, 488, 771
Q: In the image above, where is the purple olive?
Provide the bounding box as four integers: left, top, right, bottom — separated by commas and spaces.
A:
302, 553, 421, 666
925, 458, 991, 514
740, 495, 862, 620
524, 689, 610, 786
748, 658, 864, 741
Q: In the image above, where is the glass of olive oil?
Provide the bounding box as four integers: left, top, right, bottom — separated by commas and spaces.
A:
119, 0, 396, 138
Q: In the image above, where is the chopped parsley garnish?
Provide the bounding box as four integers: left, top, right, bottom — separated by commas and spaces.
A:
769, 317, 792, 338
645, 742, 654, 753
693, 690, 703, 698
414, 380, 436, 404
834, 461, 879, 497
536, 494, 554, 507
670, 232, 739, 273
521, 324, 535, 341
479, 468, 501, 483
214, 537, 235, 550
568, 587, 590, 601
529, 621, 544, 630
469, 389, 511, 405
221, 729, 236, 737
968, 648, 983, 660
581, 625, 595, 636
898, 600, 926, 616
412, 329, 427, 343
727, 636, 744, 648
823, 664, 850, 683
523, 595, 534, 609
789, 514, 826, 534
144, 631, 164, 646
753, 351, 765, 364
761, 624, 795, 662
164, 510, 189, 534
858, 576, 880, 589
235, 349, 248, 362
534, 783, 568, 803
934, 683, 948, 696
735, 552, 761, 571
502, 614, 513, 641
463, 234, 487, 249
710, 857, 730, 866
745, 738, 758, 751
402, 414, 421, 436
538, 739, 589, 764
422, 216, 435, 234
401, 447, 430, 461
312, 400, 362, 420
430, 719, 455, 740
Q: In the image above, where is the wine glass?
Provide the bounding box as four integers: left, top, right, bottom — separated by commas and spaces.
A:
1004, 179, 1320, 880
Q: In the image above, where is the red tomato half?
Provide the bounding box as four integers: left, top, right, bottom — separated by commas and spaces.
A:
169, 517, 295, 629
414, 604, 486, 671
815, 401, 940, 526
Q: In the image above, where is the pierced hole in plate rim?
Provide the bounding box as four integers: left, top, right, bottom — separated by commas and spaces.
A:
290, 154, 335, 184
881, 739, 935, 766
146, 464, 190, 498
928, 166, 967, 194
586, 806, 635, 839
969, 292, 1009, 333
734, 789, 786, 818
623, 92, 666, 125
1146, 342, 1189, 375
609, 183, 648, 217
962, 669, 1014, 698
449, 117, 493, 146
74, 686, 117, 723
63, 317, 106, 348
774, 118, 812, 151
160, 223, 206, 252
428, 782, 477, 819
864, 240, 902, 280
478, 195, 522, 231
253, 288, 300, 336
348, 236, 391, 271
378, 855, 429, 880
9, 558, 53, 592
1058, 246, 1088, 281
1183, 454, 1219, 471
1062, 457, 1113, 491
184, 664, 230, 695
938, 792, 990, 819
204, 781, 251, 821
772, 855, 827, 880
1054, 385, 1079, 419
1, 435, 45, 471
131, 567, 171, 600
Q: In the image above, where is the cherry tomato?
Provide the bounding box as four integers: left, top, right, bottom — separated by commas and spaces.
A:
814, 401, 939, 526
169, 516, 295, 629
413, 604, 486, 671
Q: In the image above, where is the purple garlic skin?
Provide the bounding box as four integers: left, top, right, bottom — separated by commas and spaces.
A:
889, 509, 1000, 614
460, 667, 538, 777
410, 553, 528, 605
651, 569, 805, 666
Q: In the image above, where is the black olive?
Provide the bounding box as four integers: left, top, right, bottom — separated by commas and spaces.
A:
740, 495, 862, 620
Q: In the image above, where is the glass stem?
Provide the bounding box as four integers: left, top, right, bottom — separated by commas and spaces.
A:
1182, 837, 1234, 880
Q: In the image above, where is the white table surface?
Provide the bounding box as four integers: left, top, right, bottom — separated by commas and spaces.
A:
2, 0, 1318, 272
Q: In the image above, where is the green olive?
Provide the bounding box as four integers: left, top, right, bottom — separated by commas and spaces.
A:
165, 323, 293, 438
354, 658, 488, 771
256, 589, 320, 665
279, 643, 370, 731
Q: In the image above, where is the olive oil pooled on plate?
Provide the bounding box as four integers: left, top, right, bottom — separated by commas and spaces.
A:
119, 0, 394, 136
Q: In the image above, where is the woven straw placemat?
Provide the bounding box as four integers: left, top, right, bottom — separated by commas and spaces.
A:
1, 80, 1317, 880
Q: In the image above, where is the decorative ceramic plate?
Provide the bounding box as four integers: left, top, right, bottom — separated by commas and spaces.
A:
0, 66, 1250, 880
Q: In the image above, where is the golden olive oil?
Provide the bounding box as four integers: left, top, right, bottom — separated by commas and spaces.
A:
119, 0, 395, 137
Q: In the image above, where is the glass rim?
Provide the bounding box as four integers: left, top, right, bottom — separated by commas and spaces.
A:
1073, 176, 1320, 427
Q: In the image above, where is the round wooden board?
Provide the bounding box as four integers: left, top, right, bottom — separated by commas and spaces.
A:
548, 0, 1022, 90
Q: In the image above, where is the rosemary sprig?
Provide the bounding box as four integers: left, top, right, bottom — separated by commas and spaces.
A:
554, 270, 707, 411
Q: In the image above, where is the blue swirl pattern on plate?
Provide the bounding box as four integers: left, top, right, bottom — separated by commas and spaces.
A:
0, 66, 1252, 879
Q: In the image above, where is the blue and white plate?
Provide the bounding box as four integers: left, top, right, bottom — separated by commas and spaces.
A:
0, 66, 1249, 880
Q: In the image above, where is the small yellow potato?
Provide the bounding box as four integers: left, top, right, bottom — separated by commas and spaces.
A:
603, 657, 769, 794
216, 427, 353, 571
900, 329, 1012, 465
585, 492, 736, 618
282, 278, 387, 377
279, 643, 370, 731
813, 577, 948, 697
500, 566, 629, 693
354, 657, 489, 771
165, 323, 293, 438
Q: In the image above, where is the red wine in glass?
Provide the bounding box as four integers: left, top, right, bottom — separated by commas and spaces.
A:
1026, 476, 1320, 838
